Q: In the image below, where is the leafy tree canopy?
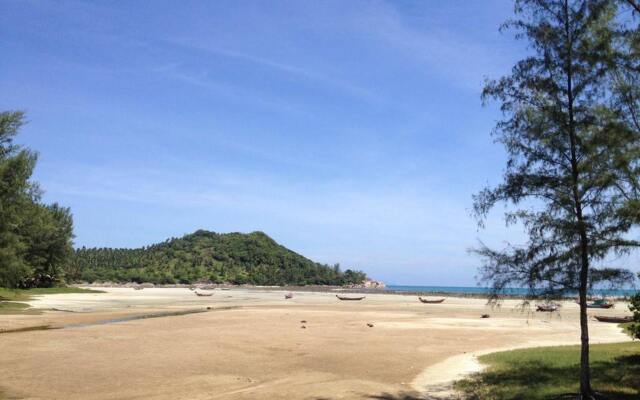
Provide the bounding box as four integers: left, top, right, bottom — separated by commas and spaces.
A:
0, 111, 74, 288
473, 1, 639, 396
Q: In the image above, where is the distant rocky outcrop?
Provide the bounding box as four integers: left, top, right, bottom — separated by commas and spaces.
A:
363, 279, 385, 289
345, 279, 386, 289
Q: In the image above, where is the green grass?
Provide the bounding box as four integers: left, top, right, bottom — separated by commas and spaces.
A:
0, 301, 36, 314
620, 322, 636, 338
0, 287, 103, 315
455, 341, 640, 400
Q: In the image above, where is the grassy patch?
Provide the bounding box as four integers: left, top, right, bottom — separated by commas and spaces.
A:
0, 287, 102, 301
455, 342, 640, 399
0, 301, 38, 315
619, 322, 636, 338
0, 324, 56, 334
0, 287, 103, 315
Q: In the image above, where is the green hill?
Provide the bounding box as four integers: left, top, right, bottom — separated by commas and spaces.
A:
66, 230, 366, 286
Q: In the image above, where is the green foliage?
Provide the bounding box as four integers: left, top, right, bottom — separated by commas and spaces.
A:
629, 289, 640, 340
68, 230, 366, 286
455, 342, 640, 399
474, 0, 637, 299
0, 111, 74, 288
473, 2, 640, 395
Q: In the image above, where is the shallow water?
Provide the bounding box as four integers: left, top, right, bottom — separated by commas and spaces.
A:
0, 307, 235, 334
388, 285, 639, 297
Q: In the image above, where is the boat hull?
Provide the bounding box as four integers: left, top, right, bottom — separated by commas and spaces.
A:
336, 295, 365, 301
418, 297, 445, 304
594, 316, 632, 323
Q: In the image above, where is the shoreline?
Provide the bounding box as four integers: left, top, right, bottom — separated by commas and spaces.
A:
74, 282, 638, 300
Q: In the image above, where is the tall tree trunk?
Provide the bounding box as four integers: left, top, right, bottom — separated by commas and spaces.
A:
563, 1, 591, 397
578, 234, 591, 398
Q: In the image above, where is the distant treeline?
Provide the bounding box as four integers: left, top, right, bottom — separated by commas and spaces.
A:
67, 230, 367, 286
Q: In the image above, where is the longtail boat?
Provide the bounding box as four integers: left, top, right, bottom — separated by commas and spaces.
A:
418, 297, 445, 304
594, 315, 632, 323
587, 299, 614, 309
336, 294, 365, 301
536, 303, 559, 312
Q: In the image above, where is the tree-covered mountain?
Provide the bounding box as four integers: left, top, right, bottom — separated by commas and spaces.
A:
67, 230, 366, 286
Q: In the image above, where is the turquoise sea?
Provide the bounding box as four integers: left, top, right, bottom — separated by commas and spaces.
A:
387, 285, 638, 297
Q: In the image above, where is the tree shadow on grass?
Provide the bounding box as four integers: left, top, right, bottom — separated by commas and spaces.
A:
367, 388, 465, 400
367, 393, 425, 400
458, 354, 640, 400
315, 390, 458, 400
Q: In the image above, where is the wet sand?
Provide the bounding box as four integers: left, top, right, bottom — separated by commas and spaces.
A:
0, 288, 632, 399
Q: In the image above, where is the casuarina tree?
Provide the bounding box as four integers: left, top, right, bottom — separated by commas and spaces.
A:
0, 111, 74, 288
473, 1, 638, 397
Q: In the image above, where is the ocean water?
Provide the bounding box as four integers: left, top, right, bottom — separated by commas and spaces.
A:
387, 285, 639, 297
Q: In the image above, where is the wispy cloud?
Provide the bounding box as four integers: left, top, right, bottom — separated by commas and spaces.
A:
46, 163, 524, 245
352, 1, 513, 92
160, 39, 383, 104
160, 63, 308, 115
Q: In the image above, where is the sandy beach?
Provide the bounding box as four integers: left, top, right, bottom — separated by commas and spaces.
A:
0, 288, 632, 400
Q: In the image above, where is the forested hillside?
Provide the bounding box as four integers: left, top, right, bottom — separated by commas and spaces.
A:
68, 230, 366, 286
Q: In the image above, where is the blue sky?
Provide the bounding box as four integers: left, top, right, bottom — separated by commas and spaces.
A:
0, 0, 589, 286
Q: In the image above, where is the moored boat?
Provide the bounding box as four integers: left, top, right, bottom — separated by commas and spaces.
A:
418, 297, 445, 304
195, 291, 213, 297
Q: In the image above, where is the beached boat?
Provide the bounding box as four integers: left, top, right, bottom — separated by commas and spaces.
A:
418, 297, 445, 304
588, 303, 614, 309
195, 291, 213, 297
336, 294, 365, 301
536, 303, 559, 312
594, 315, 632, 323
586, 299, 614, 309
284, 292, 293, 299
133, 286, 144, 290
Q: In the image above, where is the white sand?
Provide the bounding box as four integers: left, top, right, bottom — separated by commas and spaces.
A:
0, 287, 632, 399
